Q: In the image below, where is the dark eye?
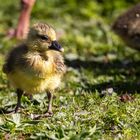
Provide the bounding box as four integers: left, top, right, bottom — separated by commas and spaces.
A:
38, 35, 49, 40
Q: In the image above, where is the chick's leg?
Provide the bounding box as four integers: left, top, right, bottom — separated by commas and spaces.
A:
15, 89, 23, 113
32, 91, 53, 119
45, 91, 53, 116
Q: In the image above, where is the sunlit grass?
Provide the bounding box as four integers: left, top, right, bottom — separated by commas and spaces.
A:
0, 0, 140, 139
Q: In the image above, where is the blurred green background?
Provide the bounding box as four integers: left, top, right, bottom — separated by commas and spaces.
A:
0, 0, 140, 139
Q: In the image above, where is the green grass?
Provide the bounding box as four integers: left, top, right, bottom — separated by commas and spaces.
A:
0, 0, 140, 139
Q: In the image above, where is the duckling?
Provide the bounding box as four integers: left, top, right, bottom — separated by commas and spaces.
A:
3, 23, 66, 117
112, 3, 140, 51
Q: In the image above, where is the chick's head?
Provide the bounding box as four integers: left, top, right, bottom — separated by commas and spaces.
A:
27, 23, 63, 52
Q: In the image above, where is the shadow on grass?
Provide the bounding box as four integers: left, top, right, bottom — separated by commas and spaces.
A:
65, 58, 140, 94
83, 81, 140, 94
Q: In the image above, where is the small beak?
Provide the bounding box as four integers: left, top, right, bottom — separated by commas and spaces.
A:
49, 41, 64, 52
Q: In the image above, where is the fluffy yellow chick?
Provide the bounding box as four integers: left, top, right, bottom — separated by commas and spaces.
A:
3, 23, 66, 117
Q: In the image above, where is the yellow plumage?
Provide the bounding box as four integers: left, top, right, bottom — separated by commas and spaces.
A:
7, 50, 63, 94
